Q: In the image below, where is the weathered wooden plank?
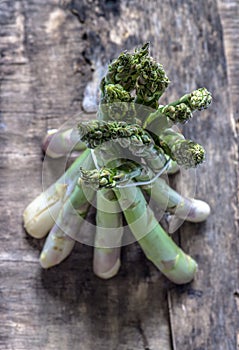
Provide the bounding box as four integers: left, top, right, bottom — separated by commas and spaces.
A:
0, 1, 172, 349
1, 0, 238, 349
218, 0, 239, 125
168, 1, 239, 349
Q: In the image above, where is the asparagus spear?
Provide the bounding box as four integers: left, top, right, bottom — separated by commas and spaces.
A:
39, 223, 75, 268
95, 76, 139, 276
142, 177, 210, 223
93, 189, 123, 279
101, 42, 169, 110
143, 87, 212, 132
157, 128, 205, 168
78, 120, 152, 148
23, 148, 92, 238
101, 42, 169, 122
40, 182, 95, 268
167, 87, 212, 111
114, 185, 197, 284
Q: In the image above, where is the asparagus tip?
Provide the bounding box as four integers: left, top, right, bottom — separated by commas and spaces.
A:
189, 87, 212, 111
172, 140, 205, 168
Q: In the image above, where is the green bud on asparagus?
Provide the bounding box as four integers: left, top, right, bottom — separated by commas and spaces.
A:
143, 88, 212, 134
79, 162, 142, 190
99, 84, 136, 123
161, 103, 192, 123
102, 43, 150, 92
135, 57, 170, 109
156, 128, 205, 168
171, 140, 205, 168
188, 87, 212, 111
101, 84, 133, 104
165, 87, 212, 112
78, 120, 153, 149
102, 53, 135, 92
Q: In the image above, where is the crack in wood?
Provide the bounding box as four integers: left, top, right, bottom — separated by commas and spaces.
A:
137, 319, 151, 350
167, 290, 176, 350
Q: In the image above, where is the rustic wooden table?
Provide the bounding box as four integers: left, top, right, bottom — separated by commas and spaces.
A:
1, 1, 238, 349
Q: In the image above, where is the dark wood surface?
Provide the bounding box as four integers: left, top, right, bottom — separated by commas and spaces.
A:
0, 1, 238, 349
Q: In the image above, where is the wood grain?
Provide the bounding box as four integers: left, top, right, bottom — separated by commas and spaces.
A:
0, 1, 238, 349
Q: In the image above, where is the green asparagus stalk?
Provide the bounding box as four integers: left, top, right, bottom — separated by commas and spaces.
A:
93, 189, 123, 279
114, 185, 197, 284
91, 77, 139, 278
94, 79, 144, 277
23, 148, 93, 238
40, 182, 95, 268
165, 158, 180, 174
143, 87, 212, 132
142, 177, 210, 223
42, 128, 86, 158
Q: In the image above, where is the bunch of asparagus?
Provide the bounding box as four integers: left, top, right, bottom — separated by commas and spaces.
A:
23, 43, 212, 284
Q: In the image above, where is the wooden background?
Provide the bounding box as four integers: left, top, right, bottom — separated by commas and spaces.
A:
0, 0, 239, 349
